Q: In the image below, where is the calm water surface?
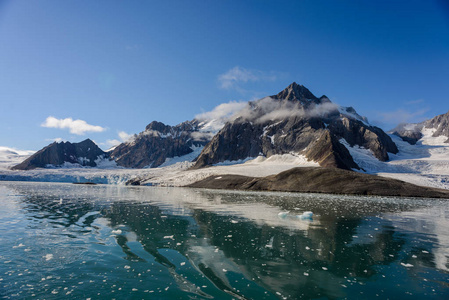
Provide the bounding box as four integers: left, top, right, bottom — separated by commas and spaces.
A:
1, 181, 448, 299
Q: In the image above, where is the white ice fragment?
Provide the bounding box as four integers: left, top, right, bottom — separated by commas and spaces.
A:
215, 176, 222, 180
124, 265, 131, 269
303, 272, 309, 276
401, 263, 414, 268
163, 235, 174, 239
278, 212, 289, 219
297, 211, 313, 220
44, 254, 53, 261
231, 220, 238, 224
180, 262, 186, 266
111, 229, 122, 235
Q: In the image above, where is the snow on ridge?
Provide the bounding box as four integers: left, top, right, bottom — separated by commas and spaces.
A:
420, 128, 449, 146
340, 134, 449, 190
338, 106, 370, 126
158, 146, 204, 168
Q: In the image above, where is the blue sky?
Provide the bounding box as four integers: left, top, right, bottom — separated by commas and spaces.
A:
1, 0, 448, 150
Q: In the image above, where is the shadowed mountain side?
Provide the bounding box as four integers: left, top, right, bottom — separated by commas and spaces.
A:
12, 139, 107, 170
188, 167, 449, 198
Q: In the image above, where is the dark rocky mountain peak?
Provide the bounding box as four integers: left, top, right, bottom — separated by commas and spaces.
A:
192, 84, 398, 170
12, 139, 108, 170
272, 82, 330, 106
145, 121, 173, 133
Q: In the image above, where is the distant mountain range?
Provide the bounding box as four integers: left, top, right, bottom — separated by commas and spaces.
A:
10, 83, 449, 173
391, 110, 449, 144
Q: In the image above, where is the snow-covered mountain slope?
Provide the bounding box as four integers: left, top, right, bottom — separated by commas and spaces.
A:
343, 128, 449, 190
0, 147, 34, 170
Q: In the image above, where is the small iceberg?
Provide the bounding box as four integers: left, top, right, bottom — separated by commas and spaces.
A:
297, 211, 313, 220
278, 212, 289, 219
278, 211, 313, 221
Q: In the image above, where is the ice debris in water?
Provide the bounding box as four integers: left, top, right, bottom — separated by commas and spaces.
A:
401, 263, 414, 268
111, 229, 122, 235
278, 211, 313, 220
278, 212, 289, 219
297, 211, 313, 220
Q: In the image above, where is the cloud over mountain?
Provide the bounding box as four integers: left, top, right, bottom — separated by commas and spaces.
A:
41, 116, 106, 135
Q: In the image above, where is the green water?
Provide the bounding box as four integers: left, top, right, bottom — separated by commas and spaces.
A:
1, 181, 448, 299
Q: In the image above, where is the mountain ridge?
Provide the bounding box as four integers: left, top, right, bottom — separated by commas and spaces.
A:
12, 139, 108, 170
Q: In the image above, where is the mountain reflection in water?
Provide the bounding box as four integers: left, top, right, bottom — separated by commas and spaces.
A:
1, 182, 448, 299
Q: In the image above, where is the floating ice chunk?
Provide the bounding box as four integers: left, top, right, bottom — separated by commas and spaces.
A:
44, 254, 53, 261
297, 211, 313, 220
278, 212, 289, 219
111, 229, 122, 235
401, 263, 414, 268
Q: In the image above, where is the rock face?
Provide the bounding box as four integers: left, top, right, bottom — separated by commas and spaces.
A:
110, 120, 212, 168
192, 82, 398, 170
392, 110, 449, 144
12, 139, 108, 170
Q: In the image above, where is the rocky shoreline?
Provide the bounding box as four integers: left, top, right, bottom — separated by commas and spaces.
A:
188, 167, 449, 199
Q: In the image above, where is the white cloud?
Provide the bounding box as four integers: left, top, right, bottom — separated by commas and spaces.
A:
196, 101, 247, 121
104, 131, 135, 149
218, 66, 278, 90
230, 97, 340, 124
106, 139, 121, 148
41, 116, 106, 135
118, 131, 133, 142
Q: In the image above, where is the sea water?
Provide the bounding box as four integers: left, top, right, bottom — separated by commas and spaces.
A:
1, 181, 448, 299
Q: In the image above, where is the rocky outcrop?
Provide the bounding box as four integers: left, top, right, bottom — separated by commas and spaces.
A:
425, 110, 449, 142
392, 110, 449, 144
192, 82, 398, 170
110, 120, 212, 168
390, 124, 423, 145
188, 167, 449, 198
12, 139, 107, 170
